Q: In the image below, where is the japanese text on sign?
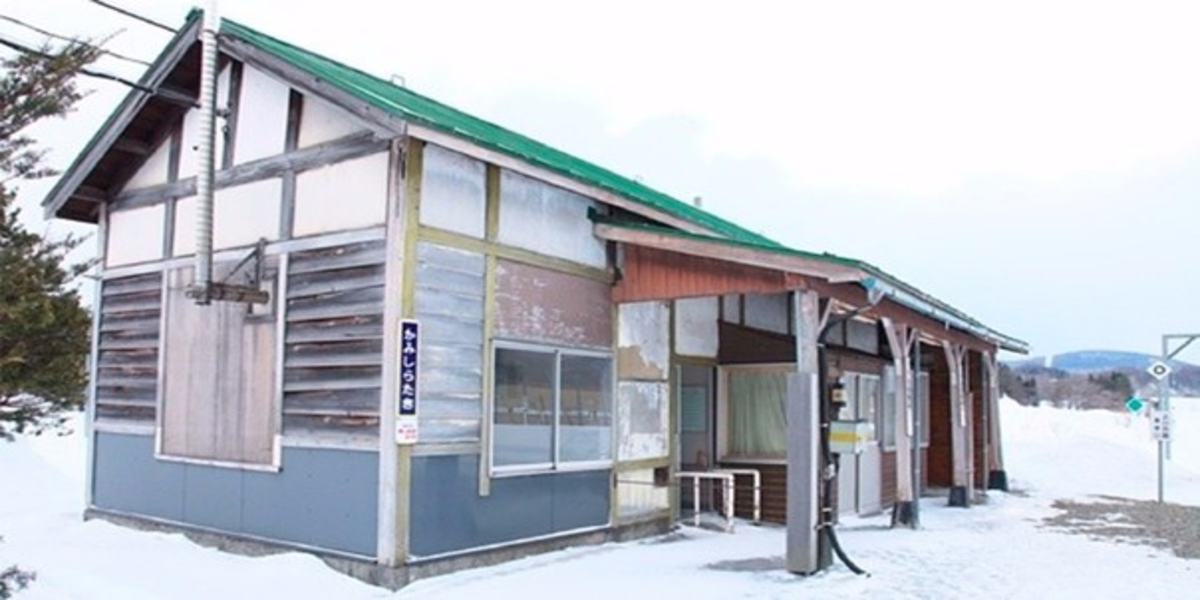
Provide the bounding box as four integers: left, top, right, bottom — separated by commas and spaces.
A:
399, 320, 419, 417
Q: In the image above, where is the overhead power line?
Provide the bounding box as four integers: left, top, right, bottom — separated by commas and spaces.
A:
0, 14, 152, 66
0, 34, 198, 107
89, 0, 176, 34
0, 34, 155, 94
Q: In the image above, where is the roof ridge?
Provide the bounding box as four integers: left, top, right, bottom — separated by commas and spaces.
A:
219, 17, 785, 249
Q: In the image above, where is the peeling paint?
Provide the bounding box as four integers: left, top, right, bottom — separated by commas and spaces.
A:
494, 260, 612, 348
617, 381, 669, 461
617, 302, 669, 380
674, 297, 719, 358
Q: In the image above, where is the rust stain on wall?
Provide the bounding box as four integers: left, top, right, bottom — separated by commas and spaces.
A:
494, 259, 612, 348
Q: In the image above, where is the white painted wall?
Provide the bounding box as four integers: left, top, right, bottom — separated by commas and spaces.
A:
419, 143, 486, 238
106, 205, 164, 266
174, 179, 282, 255
618, 301, 670, 379
498, 170, 606, 268
617, 381, 670, 461
298, 94, 367, 147
721, 294, 740, 323
121, 138, 171, 192
232, 65, 290, 164
744, 293, 790, 335
617, 468, 670, 517
674, 297, 719, 358
178, 63, 231, 180
293, 151, 388, 237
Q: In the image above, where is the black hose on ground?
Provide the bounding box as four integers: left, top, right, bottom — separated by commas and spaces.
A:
817, 311, 870, 577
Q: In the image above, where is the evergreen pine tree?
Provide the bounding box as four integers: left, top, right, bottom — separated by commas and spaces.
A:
1, 39, 98, 440
1, 36, 99, 599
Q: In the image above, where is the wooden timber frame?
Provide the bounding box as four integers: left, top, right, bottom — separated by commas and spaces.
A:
597, 225, 1014, 544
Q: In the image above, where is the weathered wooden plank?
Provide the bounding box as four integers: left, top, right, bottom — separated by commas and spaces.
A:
96, 365, 157, 380
421, 369, 482, 396
96, 387, 156, 402
283, 374, 381, 392
100, 295, 162, 314
95, 338, 161, 351
102, 274, 162, 296
284, 387, 379, 411
414, 419, 480, 442
95, 398, 155, 408
284, 316, 383, 343
419, 343, 485, 371
95, 373, 157, 387
98, 313, 160, 333
288, 243, 387, 275
416, 262, 486, 297
413, 314, 484, 346
99, 329, 160, 346
287, 284, 384, 308
417, 242, 486, 274
287, 265, 386, 299
96, 404, 156, 421
285, 299, 383, 323
97, 349, 158, 367
419, 397, 482, 419
414, 289, 485, 321
111, 132, 389, 210
282, 414, 380, 434
284, 353, 383, 369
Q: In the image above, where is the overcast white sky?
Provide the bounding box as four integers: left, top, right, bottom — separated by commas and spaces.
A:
6, 0, 1200, 360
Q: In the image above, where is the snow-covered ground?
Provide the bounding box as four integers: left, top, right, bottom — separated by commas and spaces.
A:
2, 399, 1198, 599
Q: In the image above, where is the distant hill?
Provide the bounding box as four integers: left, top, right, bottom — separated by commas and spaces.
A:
1005, 350, 1197, 373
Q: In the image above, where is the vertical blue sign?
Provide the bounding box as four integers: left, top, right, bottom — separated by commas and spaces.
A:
399, 319, 419, 417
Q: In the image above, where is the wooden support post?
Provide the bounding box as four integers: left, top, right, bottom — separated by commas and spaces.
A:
786, 289, 826, 574
942, 342, 971, 507
883, 318, 919, 527
984, 351, 1009, 491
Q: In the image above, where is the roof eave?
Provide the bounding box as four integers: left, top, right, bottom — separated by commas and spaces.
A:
861, 275, 1029, 354
41, 14, 203, 223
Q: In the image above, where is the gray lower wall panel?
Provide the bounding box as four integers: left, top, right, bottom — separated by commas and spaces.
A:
93, 432, 378, 557
410, 454, 610, 557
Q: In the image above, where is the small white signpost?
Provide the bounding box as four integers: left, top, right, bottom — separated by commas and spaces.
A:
1151, 410, 1172, 441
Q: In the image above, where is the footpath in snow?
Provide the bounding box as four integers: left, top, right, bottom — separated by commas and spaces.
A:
0, 398, 1197, 599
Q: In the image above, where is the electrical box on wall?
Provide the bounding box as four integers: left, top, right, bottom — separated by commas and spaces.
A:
830, 420, 875, 454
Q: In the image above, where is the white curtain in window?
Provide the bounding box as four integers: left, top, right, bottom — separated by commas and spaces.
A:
728, 370, 788, 457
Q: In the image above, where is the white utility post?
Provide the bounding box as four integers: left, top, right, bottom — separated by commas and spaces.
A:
786, 290, 824, 574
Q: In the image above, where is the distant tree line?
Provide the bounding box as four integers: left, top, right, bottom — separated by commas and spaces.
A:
1000, 362, 1200, 410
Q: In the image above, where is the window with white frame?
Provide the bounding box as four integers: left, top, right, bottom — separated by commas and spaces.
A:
918, 371, 930, 447
881, 368, 931, 450
719, 364, 791, 461
492, 344, 613, 472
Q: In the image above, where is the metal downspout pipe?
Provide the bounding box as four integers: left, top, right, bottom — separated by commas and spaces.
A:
190, 3, 219, 304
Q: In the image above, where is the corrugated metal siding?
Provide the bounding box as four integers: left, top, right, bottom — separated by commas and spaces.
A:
613, 245, 788, 303
95, 272, 163, 423
283, 238, 386, 433
414, 242, 485, 444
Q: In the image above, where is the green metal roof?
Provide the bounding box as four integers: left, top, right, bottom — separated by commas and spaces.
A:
220, 18, 782, 249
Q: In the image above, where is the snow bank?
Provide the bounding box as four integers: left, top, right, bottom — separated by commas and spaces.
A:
1, 401, 1198, 599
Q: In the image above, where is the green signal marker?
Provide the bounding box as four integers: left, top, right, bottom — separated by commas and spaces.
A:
1126, 397, 1145, 412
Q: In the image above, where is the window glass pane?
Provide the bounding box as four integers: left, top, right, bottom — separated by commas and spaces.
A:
859, 375, 880, 443
727, 370, 788, 457
494, 348, 555, 467
919, 372, 931, 446
559, 355, 612, 462
881, 367, 897, 448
